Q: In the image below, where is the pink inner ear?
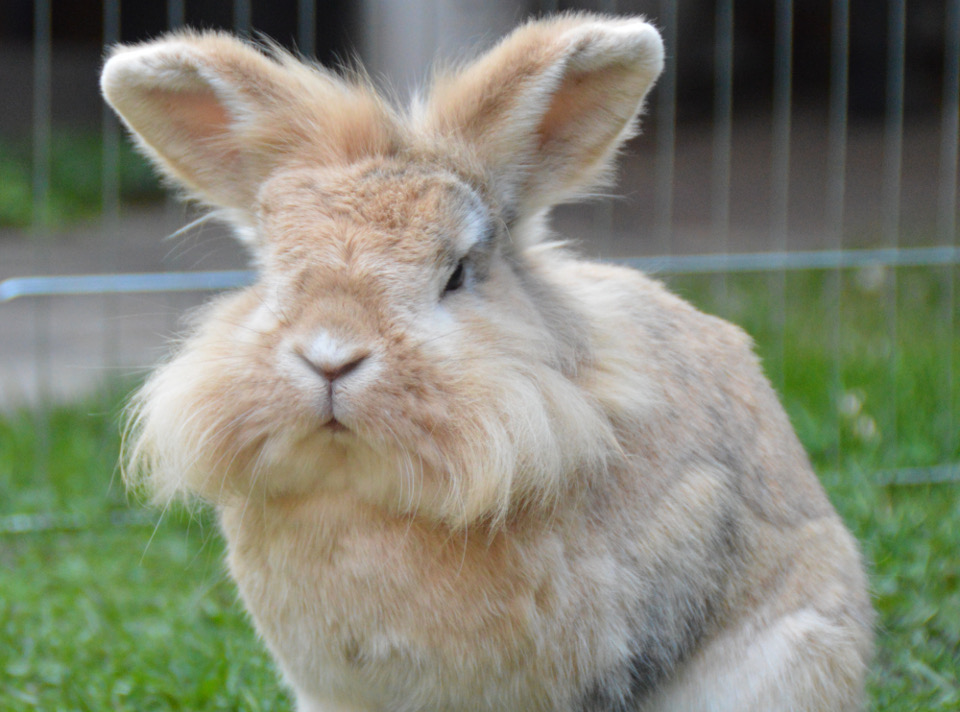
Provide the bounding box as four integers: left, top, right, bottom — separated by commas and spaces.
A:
138, 86, 247, 203
538, 67, 625, 149
146, 87, 232, 141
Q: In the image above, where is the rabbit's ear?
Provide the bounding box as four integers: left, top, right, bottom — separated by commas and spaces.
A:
421, 15, 663, 216
101, 32, 395, 216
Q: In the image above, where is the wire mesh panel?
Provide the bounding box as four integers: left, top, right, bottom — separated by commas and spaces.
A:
2, 0, 958, 478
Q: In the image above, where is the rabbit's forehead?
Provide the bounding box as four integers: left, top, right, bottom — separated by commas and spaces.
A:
257, 161, 491, 257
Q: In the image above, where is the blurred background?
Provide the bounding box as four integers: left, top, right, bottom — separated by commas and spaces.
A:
0, 0, 957, 405
1, 1, 957, 710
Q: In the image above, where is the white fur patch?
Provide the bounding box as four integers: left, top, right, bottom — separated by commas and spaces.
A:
304, 330, 360, 372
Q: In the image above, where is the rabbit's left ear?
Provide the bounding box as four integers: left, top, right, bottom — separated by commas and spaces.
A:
420, 15, 664, 215
101, 32, 395, 218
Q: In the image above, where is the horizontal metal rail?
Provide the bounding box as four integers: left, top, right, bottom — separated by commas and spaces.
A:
0, 270, 253, 303
0, 509, 157, 535
877, 463, 960, 486
2, 246, 960, 303
2, 461, 955, 535
624, 245, 960, 274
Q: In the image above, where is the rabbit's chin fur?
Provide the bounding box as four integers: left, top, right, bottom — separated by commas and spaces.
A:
107, 12, 873, 712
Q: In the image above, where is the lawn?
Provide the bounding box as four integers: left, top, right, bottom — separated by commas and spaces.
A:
1, 266, 958, 710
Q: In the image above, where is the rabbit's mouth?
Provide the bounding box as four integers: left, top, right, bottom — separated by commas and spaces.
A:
322, 418, 350, 434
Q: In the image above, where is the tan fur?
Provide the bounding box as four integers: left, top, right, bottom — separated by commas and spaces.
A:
105, 13, 872, 712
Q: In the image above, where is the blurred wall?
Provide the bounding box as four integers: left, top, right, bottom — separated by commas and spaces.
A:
357, 0, 533, 93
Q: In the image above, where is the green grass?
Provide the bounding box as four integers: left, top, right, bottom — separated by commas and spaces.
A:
0, 132, 161, 228
0, 397, 289, 711
1, 267, 958, 710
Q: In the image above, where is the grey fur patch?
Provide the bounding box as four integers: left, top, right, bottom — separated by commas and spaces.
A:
576, 503, 741, 711
577, 605, 708, 712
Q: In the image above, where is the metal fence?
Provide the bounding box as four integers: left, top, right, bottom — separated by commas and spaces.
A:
1, 0, 958, 487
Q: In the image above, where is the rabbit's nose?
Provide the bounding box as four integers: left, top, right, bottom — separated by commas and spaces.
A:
301, 351, 369, 384
297, 331, 371, 384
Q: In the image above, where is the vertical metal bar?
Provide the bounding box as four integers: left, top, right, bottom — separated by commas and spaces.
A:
655, 0, 678, 255
827, 0, 850, 245
32, 0, 51, 228
712, 0, 734, 304
167, 0, 186, 29
102, 0, 122, 376
942, 1, 960, 244
234, 0, 252, 34
31, 0, 52, 470
883, 0, 906, 249
883, 0, 906, 463
941, 0, 960, 458
298, 0, 317, 57
102, 0, 121, 224
827, 0, 850, 470
592, 0, 617, 246
770, 0, 793, 249
164, 0, 188, 338
770, 0, 793, 392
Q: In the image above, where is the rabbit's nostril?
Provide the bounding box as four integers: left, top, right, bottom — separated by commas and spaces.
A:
299, 351, 369, 384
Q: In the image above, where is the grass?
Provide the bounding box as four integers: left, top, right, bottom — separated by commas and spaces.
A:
0, 132, 161, 228
0, 397, 289, 711
1, 266, 958, 710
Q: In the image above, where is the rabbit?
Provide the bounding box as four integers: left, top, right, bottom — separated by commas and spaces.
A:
101, 13, 873, 712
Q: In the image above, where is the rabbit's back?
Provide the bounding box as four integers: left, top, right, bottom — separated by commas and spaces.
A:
557, 256, 873, 709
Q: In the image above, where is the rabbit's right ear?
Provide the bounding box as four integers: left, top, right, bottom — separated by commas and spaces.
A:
420, 14, 664, 220
101, 32, 396, 217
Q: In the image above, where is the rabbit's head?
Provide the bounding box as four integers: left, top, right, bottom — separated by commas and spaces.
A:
105, 15, 664, 526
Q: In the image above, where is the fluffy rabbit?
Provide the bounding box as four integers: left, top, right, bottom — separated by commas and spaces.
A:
102, 13, 872, 712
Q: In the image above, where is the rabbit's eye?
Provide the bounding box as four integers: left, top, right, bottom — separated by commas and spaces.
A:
443, 259, 467, 295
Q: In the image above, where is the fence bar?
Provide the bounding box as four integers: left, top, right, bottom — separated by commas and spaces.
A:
878, 464, 960, 486
32, 0, 51, 225
941, 0, 960, 464
30, 0, 52, 475
655, 0, 678, 254
297, 0, 317, 57
769, 0, 794, 390
883, 0, 906, 248
770, 0, 793, 251
827, 0, 851, 472
942, 0, 960, 245
826, 0, 850, 243
234, 0, 252, 34
0, 271, 256, 303
0, 510, 157, 536
102, 0, 122, 375
884, 0, 907, 464
623, 246, 960, 274
4, 459, 956, 537
167, 0, 185, 29
712, 0, 734, 302
6, 247, 960, 305
591, 1, 617, 249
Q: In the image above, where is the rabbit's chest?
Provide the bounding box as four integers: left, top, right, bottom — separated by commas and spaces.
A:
218, 498, 580, 707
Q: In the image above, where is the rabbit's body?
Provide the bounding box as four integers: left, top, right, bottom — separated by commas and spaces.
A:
217, 249, 869, 712
102, 13, 872, 711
